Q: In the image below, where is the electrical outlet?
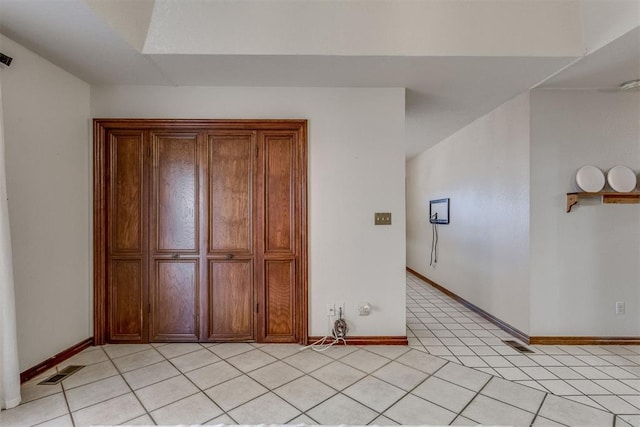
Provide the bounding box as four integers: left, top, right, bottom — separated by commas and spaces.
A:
336, 301, 345, 318
616, 301, 625, 315
358, 302, 371, 316
327, 303, 335, 316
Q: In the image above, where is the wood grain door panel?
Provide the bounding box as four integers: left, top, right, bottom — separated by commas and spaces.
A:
208, 260, 253, 340
109, 133, 144, 253
150, 132, 200, 342
108, 260, 144, 341
264, 134, 295, 254
152, 134, 199, 253
106, 131, 147, 342
264, 260, 295, 340
258, 131, 300, 342
207, 132, 256, 255
95, 120, 307, 346
150, 260, 199, 341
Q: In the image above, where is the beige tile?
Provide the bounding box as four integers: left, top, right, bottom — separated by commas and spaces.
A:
186, 360, 242, 390
20, 380, 62, 404
482, 376, 546, 413
32, 413, 74, 427
384, 393, 457, 425
372, 360, 429, 391
228, 392, 300, 424
321, 345, 359, 359
170, 348, 221, 373
283, 350, 333, 373
412, 376, 476, 413
538, 394, 614, 426
0, 393, 68, 427
123, 360, 181, 390
343, 376, 405, 412
151, 392, 223, 425
536, 379, 581, 396
494, 367, 531, 381
594, 379, 640, 394
307, 394, 377, 425
520, 366, 558, 380
204, 375, 268, 411
61, 360, 118, 390
72, 393, 145, 427
57, 348, 109, 368
66, 375, 130, 411
121, 414, 155, 425
204, 413, 236, 424
258, 344, 304, 359
546, 366, 585, 380
248, 360, 303, 389
565, 379, 610, 394
273, 374, 335, 412
226, 349, 276, 372
310, 361, 366, 390
333, 348, 388, 373
396, 348, 447, 373
103, 344, 152, 359
372, 415, 400, 425
590, 395, 639, 414
532, 415, 567, 426
207, 342, 255, 359
156, 343, 204, 359
135, 375, 198, 411
435, 362, 491, 391
564, 395, 607, 411
450, 415, 480, 425
289, 413, 319, 424
462, 394, 535, 426
364, 345, 410, 359
112, 348, 164, 373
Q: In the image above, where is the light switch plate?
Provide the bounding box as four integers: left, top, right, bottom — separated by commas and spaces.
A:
375, 212, 392, 225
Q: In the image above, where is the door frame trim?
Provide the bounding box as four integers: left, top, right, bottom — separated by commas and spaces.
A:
93, 119, 308, 345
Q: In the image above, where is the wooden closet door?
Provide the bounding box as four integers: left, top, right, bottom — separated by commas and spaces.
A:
149, 132, 201, 341
205, 131, 256, 341
106, 131, 148, 342
257, 130, 301, 343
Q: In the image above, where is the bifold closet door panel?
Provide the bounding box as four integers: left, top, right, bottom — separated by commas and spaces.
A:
260, 131, 299, 343
107, 131, 147, 342
149, 132, 200, 341
208, 260, 253, 340
205, 132, 256, 340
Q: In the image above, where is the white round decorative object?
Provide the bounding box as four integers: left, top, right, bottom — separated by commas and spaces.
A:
576, 165, 605, 192
607, 165, 637, 192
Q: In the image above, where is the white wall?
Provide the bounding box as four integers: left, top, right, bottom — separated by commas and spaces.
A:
530, 90, 640, 336
91, 85, 407, 337
406, 93, 530, 334
0, 34, 91, 370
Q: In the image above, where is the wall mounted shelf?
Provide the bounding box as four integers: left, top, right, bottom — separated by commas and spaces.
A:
566, 192, 640, 213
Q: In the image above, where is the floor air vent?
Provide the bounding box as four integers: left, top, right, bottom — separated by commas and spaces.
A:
38, 365, 84, 385
503, 340, 534, 353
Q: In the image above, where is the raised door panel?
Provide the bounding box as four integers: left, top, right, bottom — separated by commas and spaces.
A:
151, 261, 198, 340
207, 132, 255, 254
258, 131, 299, 343
108, 133, 144, 253
109, 260, 143, 341
152, 134, 199, 253
264, 260, 295, 340
264, 134, 295, 254
208, 260, 253, 340
149, 132, 201, 342
107, 131, 147, 342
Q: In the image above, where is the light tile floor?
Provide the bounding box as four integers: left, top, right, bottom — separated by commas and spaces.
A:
0, 272, 637, 426
405, 272, 640, 426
